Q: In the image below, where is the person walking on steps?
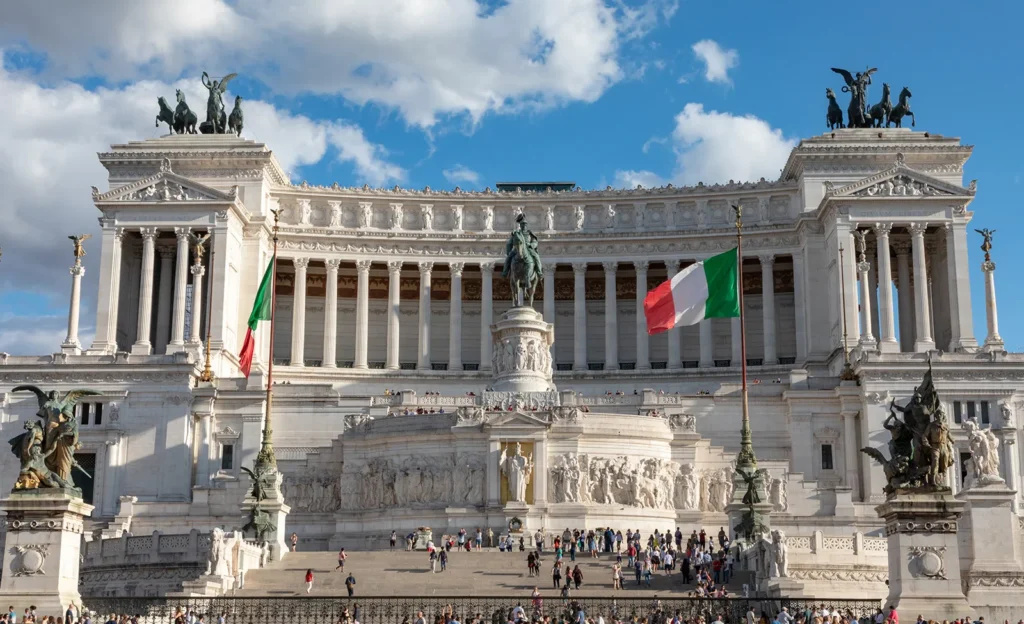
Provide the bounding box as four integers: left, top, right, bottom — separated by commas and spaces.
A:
304, 568, 314, 594
336, 547, 347, 571
346, 573, 357, 597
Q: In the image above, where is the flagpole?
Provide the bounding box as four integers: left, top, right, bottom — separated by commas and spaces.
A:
255, 209, 280, 472
199, 244, 216, 383
732, 204, 757, 474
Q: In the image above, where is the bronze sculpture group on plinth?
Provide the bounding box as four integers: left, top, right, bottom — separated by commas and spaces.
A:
156, 73, 244, 136
827, 67, 915, 129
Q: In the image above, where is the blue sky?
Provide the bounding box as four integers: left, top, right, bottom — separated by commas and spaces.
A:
0, 0, 1021, 354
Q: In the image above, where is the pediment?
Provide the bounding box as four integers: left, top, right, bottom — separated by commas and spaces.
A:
827, 162, 974, 200
484, 410, 551, 429
93, 158, 237, 203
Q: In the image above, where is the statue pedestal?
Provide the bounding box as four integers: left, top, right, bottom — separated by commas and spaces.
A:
490, 307, 555, 393
415, 528, 433, 550
241, 471, 290, 562
0, 491, 93, 614
876, 492, 973, 619
955, 483, 1024, 608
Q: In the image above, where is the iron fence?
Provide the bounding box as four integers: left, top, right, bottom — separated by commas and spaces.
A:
81, 596, 881, 624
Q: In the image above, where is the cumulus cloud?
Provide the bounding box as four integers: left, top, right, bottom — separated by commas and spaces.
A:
442, 164, 482, 188
613, 169, 666, 189
1, 0, 674, 128
691, 39, 738, 85
327, 123, 406, 187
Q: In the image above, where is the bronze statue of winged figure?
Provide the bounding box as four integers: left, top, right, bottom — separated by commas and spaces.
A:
201, 72, 238, 134
831, 67, 878, 128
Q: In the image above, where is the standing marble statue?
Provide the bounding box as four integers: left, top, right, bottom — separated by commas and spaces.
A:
500, 443, 534, 503
769, 529, 788, 578
962, 418, 1003, 486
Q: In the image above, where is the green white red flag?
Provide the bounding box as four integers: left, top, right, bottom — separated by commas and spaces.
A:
238, 255, 275, 377
643, 247, 740, 334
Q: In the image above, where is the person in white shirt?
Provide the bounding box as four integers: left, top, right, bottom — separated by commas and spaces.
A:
746, 608, 756, 624
777, 607, 794, 624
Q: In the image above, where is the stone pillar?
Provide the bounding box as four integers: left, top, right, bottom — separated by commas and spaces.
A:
603, 261, 618, 371
354, 260, 371, 369
480, 262, 494, 372
417, 261, 433, 370
289, 257, 309, 366
868, 263, 880, 341
196, 413, 212, 486
154, 247, 175, 354
89, 226, 125, 354
635, 260, 650, 370
542, 262, 556, 324
874, 224, 899, 352
449, 262, 464, 371
62, 264, 86, 354
572, 262, 588, 371
855, 232, 876, 349
759, 254, 777, 365
956, 484, 1024, 606
731, 317, 742, 366
132, 227, 158, 355
0, 493, 94, 614
386, 261, 402, 370
666, 260, 682, 370
894, 240, 914, 353
909, 224, 935, 351
981, 257, 1004, 352
792, 251, 808, 362
188, 262, 205, 345
945, 222, 978, 351
323, 259, 340, 368
841, 410, 860, 500
169, 226, 191, 350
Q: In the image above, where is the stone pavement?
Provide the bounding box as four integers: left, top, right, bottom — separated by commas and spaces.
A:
235, 549, 735, 597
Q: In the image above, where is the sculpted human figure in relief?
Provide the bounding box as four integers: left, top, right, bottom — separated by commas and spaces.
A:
500, 443, 534, 503
574, 205, 585, 231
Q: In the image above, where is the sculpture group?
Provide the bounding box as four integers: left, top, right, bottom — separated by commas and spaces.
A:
337, 454, 487, 510
827, 67, 914, 129
155, 73, 243, 136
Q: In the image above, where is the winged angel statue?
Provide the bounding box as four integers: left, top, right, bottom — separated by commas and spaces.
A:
201, 72, 238, 134
8, 385, 100, 494
831, 67, 878, 128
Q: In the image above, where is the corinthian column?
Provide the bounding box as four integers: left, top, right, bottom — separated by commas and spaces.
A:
289, 257, 309, 366
448, 262, 464, 371
603, 261, 618, 371
635, 260, 650, 370
873, 223, 898, 352
854, 230, 876, 349
354, 260, 372, 369
572, 262, 588, 371
323, 259, 340, 368
982, 252, 1004, 352
909, 223, 935, 351
542, 262, 556, 324
132, 227, 159, 355
188, 262, 205, 346
894, 240, 914, 352
169, 226, 191, 350
386, 261, 402, 370
666, 260, 682, 370
417, 261, 433, 370
759, 254, 777, 365
62, 262, 85, 354
480, 262, 494, 371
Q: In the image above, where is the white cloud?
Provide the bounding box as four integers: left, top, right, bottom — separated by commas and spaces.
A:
1, 0, 675, 129
691, 39, 738, 85
442, 164, 482, 188
327, 123, 406, 187
613, 169, 666, 189
0, 313, 93, 357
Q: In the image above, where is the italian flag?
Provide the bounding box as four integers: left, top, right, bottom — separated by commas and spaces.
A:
643, 248, 740, 335
238, 255, 276, 377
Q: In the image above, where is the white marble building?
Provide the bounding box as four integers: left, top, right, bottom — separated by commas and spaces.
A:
1, 129, 1022, 592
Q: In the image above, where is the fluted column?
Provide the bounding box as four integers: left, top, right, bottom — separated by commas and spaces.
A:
894, 240, 914, 352
132, 227, 158, 355
854, 231, 876, 349
62, 263, 86, 354
154, 247, 174, 354
386, 261, 402, 370
909, 223, 935, 351
666, 260, 683, 370
572, 262, 588, 371
323, 259, 340, 368
479, 262, 494, 371
634, 260, 650, 370
354, 260, 371, 369
874, 224, 898, 352
542, 262, 556, 324
289, 257, 309, 366
188, 262, 205, 345
603, 261, 618, 371
449, 262, 464, 371
982, 257, 1004, 351
945, 222, 978, 351
169, 226, 191, 350
417, 261, 433, 370
759, 254, 777, 365
89, 227, 126, 354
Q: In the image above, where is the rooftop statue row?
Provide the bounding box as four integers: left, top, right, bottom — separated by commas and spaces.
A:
156, 72, 243, 137
827, 66, 915, 130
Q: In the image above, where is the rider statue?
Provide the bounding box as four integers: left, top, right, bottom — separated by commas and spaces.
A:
502, 213, 542, 307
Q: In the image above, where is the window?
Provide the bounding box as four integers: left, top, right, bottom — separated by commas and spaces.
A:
953, 401, 963, 424
77, 402, 104, 426
967, 401, 977, 421
80, 403, 90, 426
94, 403, 103, 426
221, 444, 234, 471
980, 401, 990, 425
821, 444, 834, 471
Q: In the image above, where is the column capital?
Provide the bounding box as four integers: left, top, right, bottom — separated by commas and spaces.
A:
602, 261, 617, 273
634, 260, 650, 273
112, 227, 126, 242
139, 227, 159, 240
326, 258, 342, 270
389, 202, 404, 209
758, 254, 775, 267
982, 260, 996, 273
857, 260, 872, 274
358, 201, 373, 209
70, 265, 85, 277
542, 261, 557, 275
873, 222, 893, 237
174, 226, 191, 240
418, 261, 434, 275
190, 264, 206, 277
908, 222, 929, 236
479, 260, 495, 272
572, 262, 588, 274
666, 259, 682, 272
449, 262, 465, 276
293, 257, 310, 270
387, 260, 403, 273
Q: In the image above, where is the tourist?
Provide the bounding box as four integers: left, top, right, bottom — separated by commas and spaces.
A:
571, 564, 583, 589
414, 612, 426, 624
430, 549, 438, 573
217, 612, 226, 624
527, 551, 537, 576
718, 527, 727, 548
345, 573, 357, 596
778, 608, 794, 624
7, 608, 14, 624
888, 607, 899, 624
612, 561, 623, 590
746, 607, 757, 624
458, 528, 467, 550
531, 588, 543, 617
552, 561, 562, 588
336, 547, 347, 571
475, 528, 483, 550
390, 530, 397, 550
304, 568, 314, 594
439, 548, 448, 572
290, 532, 299, 552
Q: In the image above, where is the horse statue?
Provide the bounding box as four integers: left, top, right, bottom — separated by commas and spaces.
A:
868, 83, 892, 128
155, 97, 175, 134
826, 88, 844, 130
173, 90, 198, 134
228, 95, 244, 137
888, 87, 915, 128
502, 214, 541, 308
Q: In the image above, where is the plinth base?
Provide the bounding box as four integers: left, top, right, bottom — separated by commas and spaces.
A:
0, 491, 93, 614
490, 307, 555, 393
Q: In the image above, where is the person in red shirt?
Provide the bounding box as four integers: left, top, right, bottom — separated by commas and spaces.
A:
304, 569, 314, 594
887, 606, 899, 624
